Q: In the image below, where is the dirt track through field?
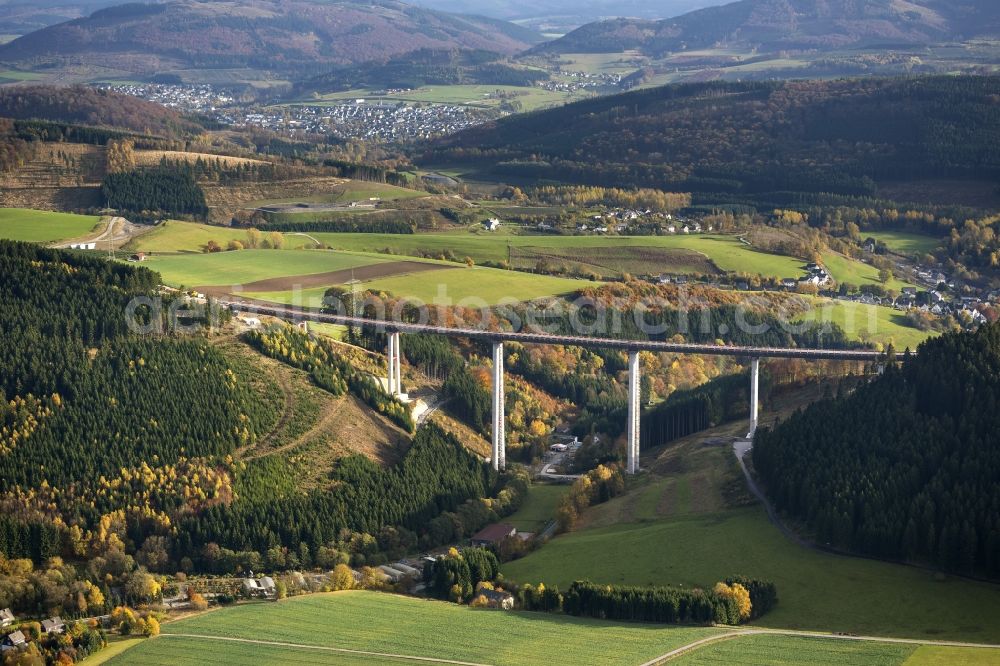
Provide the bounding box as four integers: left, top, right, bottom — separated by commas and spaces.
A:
157, 633, 493, 665
196, 260, 452, 296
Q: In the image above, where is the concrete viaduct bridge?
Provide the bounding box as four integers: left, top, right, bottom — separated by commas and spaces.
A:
224, 301, 889, 475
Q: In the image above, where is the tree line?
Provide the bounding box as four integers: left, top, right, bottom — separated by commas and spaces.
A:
101, 164, 208, 217
753, 324, 1000, 576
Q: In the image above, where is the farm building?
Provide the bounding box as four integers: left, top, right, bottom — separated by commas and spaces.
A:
41, 617, 64, 634
242, 576, 277, 598
0, 609, 13, 628
391, 562, 421, 577
377, 566, 408, 583
2, 630, 25, 650
470, 523, 516, 547
69, 242, 97, 250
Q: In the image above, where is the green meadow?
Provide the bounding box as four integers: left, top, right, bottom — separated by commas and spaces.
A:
105, 591, 722, 666
245, 264, 594, 306
798, 297, 933, 350
0, 208, 102, 243
503, 433, 1000, 647
143, 249, 397, 287
865, 231, 943, 257
505, 484, 568, 533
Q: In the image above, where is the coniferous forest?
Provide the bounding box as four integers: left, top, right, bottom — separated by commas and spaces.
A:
753, 324, 1000, 577
0, 241, 519, 593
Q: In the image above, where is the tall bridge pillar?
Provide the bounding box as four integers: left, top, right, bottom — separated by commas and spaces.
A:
748, 357, 760, 438
393, 332, 402, 397
492, 340, 506, 471
627, 350, 641, 475
386, 331, 402, 397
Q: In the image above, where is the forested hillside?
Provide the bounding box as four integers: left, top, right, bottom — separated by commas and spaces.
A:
0, 240, 521, 617
0, 85, 201, 139
534, 0, 1000, 55
0, 0, 540, 80
426, 76, 1000, 206
753, 324, 1000, 577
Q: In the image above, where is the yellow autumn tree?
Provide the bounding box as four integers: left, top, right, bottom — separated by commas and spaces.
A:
713, 582, 752, 620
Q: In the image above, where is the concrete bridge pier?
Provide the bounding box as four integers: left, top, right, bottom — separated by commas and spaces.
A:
492, 340, 506, 471
748, 357, 760, 438
627, 350, 641, 475
386, 331, 402, 397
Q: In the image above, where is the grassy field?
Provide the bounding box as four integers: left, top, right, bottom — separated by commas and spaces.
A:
81, 637, 145, 665
310, 232, 807, 278
129, 221, 260, 253
129, 221, 899, 288
502, 421, 1000, 644
143, 249, 397, 288
673, 634, 1000, 665
865, 231, 943, 257
798, 298, 933, 350
674, 633, 918, 665
105, 592, 722, 666
904, 645, 1000, 665
820, 251, 914, 291
505, 484, 568, 533
358, 266, 592, 304
246, 264, 593, 306
0, 208, 102, 243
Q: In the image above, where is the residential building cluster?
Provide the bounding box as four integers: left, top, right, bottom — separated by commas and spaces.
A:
101, 84, 235, 114
103, 83, 495, 141
542, 70, 622, 92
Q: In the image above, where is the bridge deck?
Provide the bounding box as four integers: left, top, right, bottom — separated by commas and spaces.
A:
227, 301, 892, 362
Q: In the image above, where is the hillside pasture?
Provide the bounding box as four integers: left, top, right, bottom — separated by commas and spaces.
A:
245, 264, 594, 307
505, 483, 568, 533
0, 208, 102, 243
502, 428, 1000, 645
143, 249, 398, 289
105, 591, 722, 666
820, 250, 914, 291
127, 220, 257, 253
865, 231, 942, 257
797, 297, 933, 350
311, 232, 807, 278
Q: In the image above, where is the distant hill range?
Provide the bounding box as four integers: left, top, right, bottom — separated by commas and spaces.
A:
534, 0, 1000, 55
0, 0, 542, 80
296, 48, 550, 95
0, 0, 125, 36
424, 76, 1000, 205
410, 0, 717, 24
